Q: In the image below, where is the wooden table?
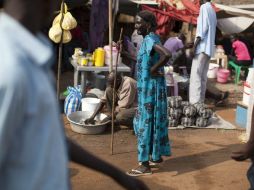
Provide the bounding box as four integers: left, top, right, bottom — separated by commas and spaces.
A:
70, 59, 131, 97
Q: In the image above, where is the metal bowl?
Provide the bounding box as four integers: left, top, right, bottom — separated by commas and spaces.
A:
67, 111, 110, 135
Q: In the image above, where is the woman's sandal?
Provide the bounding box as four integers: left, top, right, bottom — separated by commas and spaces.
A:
126, 166, 152, 177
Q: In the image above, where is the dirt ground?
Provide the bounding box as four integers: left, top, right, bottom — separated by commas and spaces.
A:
60, 70, 250, 189
64, 117, 250, 190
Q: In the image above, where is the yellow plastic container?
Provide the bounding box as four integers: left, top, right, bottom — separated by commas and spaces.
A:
94, 48, 105, 67
80, 56, 88, 66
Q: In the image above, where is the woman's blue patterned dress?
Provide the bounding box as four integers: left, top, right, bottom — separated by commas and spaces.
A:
133, 32, 171, 162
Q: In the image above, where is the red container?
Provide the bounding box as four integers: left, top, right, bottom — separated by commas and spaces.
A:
217, 69, 230, 83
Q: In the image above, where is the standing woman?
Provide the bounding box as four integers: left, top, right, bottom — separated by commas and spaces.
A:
127, 11, 171, 176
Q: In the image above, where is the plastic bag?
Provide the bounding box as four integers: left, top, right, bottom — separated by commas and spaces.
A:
64, 86, 82, 115
52, 13, 62, 26
48, 24, 72, 44
62, 12, 77, 30
52, 3, 68, 25
48, 2, 76, 43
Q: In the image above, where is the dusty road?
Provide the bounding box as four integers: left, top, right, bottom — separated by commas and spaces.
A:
64, 117, 250, 190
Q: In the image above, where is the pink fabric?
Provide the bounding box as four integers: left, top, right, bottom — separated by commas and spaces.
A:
142, 5, 197, 25
232, 40, 251, 61
147, 0, 219, 25
142, 5, 174, 36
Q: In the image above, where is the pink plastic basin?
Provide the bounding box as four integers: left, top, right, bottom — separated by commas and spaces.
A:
217, 69, 230, 83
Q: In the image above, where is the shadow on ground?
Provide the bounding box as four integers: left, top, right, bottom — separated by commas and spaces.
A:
155, 143, 244, 175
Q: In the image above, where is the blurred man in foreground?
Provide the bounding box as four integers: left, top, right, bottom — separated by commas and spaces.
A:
0, 0, 148, 189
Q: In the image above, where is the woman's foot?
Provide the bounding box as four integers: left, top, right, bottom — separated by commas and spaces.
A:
126, 164, 152, 177
149, 157, 163, 166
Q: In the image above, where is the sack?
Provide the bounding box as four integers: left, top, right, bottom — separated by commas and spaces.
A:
53, 3, 77, 30
48, 24, 72, 44
62, 30, 72, 43
52, 13, 62, 26
48, 3, 76, 43
48, 24, 62, 43
64, 86, 82, 115
62, 12, 77, 30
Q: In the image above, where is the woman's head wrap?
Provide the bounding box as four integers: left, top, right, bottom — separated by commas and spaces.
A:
137, 10, 157, 29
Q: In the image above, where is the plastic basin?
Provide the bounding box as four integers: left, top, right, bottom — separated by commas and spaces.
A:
67, 111, 110, 135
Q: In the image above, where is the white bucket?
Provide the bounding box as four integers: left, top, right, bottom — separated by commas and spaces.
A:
207, 63, 219, 79
81, 98, 100, 113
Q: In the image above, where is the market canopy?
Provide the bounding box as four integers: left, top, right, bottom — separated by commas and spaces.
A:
216, 3, 254, 19
217, 16, 254, 34
128, 0, 216, 24
130, 0, 254, 19
128, 0, 254, 34
214, 4, 254, 34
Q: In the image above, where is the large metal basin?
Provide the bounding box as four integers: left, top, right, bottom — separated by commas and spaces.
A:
67, 111, 110, 135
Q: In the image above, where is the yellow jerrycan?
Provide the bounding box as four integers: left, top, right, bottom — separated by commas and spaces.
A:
94, 48, 105, 67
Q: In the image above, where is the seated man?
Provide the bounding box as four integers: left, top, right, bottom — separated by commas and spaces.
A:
86, 72, 137, 127
229, 34, 252, 66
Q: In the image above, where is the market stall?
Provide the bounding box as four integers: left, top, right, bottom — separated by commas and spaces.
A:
70, 58, 130, 97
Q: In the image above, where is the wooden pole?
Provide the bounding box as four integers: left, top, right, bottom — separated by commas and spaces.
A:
57, 1, 65, 100
111, 28, 123, 155
109, 0, 113, 72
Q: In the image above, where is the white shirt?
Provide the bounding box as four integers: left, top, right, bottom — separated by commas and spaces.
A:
0, 13, 69, 190
195, 2, 217, 57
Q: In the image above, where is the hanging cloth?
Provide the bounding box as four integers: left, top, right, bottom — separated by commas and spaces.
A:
89, 0, 109, 52
142, 5, 174, 36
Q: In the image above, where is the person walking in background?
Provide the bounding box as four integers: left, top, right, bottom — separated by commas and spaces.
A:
229, 34, 252, 66
0, 0, 148, 189
189, 0, 217, 105
127, 10, 171, 177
